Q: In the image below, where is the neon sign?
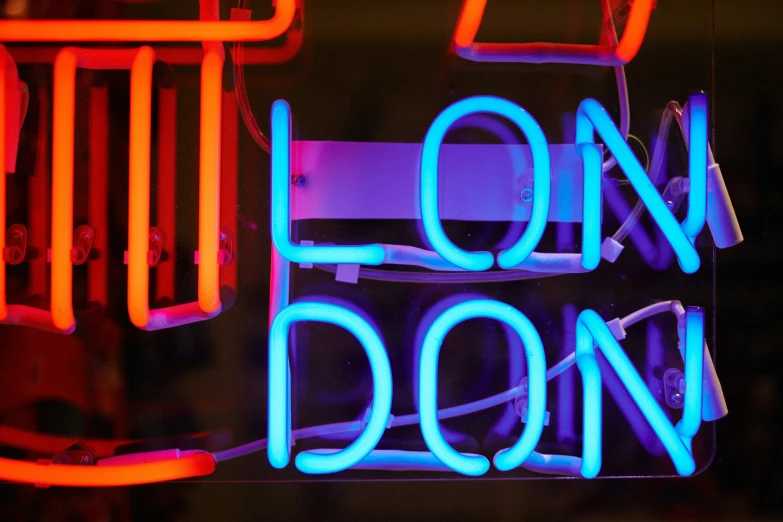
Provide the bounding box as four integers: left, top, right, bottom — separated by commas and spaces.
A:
272, 93, 711, 275
263, 93, 732, 478
0, 0, 742, 486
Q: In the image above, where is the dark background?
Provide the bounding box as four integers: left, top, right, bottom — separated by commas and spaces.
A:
1, 0, 781, 520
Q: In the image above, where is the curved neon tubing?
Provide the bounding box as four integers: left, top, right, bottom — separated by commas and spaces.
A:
0, 49, 7, 322
418, 299, 546, 475
576, 98, 701, 273
127, 47, 223, 330
307, 449, 477, 472
452, 0, 654, 65
268, 302, 392, 474
683, 92, 708, 240
575, 308, 704, 476
510, 143, 602, 272
579, 143, 603, 270
420, 97, 550, 271
270, 100, 386, 265
0, 0, 295, 42
0, 452, 215, 487
677, 308, 705, 443
50, 48, 78, 332
573, 315, 604, 478
214, 302, 713, 474
197, 49, 224, 315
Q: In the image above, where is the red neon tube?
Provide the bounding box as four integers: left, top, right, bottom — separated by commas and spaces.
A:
7, 29, 304, 67
0, 0, 295, 43
0, 452, 215, 487
51, 49, 140, 332
452, 0, 654, 65
1, 47, 59, 331
50, 49, 78, 332
0, 48, 7, 323
197, 49, 224, 315
127, 47, 224, 329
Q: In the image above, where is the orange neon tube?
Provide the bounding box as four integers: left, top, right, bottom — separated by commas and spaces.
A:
0, 0, 295, 43
126, 46, 156, 330
7, 29, 304, 67
51, 49, 139, 332
198, 50, 224, 315
614, 0, 654, 63
50, 48, 78, 332
1, 79, 58, 334
0, 453, 215, 487
127, 48, 223, 330
0, 47, 7, 322
24, 47, 166, 334
452, 0, 654, 65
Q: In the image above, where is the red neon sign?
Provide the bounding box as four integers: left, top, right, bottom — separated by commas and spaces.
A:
452, 0, 655, 65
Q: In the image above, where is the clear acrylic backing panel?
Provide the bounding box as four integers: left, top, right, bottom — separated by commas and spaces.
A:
0, 0, 728, 484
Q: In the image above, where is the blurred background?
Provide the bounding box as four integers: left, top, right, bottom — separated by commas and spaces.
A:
0, 0, 780, 519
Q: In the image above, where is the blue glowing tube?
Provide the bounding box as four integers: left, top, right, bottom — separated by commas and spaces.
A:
682, 92, 708, 240
268, 301, 392, 474
490, 322, 525, 439
575, 309, 702, 476
575, 98, 700, 273
677, 307, 704, 444
574, 322, 602, 479
307, 449, 475, 472
270, 100, 386, 266
418, 299, 547, 475
420, 96, 551, 271
578, 143, 602, 270
602, 178, 675, 270
412, 294, 484, 446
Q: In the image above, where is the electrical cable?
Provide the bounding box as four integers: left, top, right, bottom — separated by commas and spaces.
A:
627, 133, 650, 171
611, 102, 685, 244
601, 2, 631, 173
233, 0, 272, 152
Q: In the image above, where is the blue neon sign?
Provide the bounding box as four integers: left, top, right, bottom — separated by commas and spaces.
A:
271, 93, 715, 274
262, 93, 730, 479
